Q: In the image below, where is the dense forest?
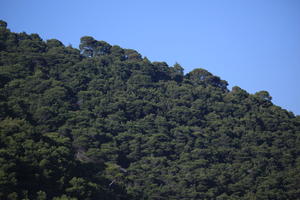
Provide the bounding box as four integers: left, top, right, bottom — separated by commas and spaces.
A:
0, 20, 299, 200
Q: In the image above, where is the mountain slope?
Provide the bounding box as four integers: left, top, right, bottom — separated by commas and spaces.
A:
0, 20, 299, 200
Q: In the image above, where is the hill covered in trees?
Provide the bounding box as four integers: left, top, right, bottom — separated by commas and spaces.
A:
0, 20, 299, 200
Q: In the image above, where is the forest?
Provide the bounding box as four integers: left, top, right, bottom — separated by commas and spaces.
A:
0, 20, 299, 200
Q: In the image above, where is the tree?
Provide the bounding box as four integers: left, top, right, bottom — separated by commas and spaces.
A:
255, 90, 272, 101
79, 36, 97, 57
170, 62, 184, 82
0, 20, 7, 29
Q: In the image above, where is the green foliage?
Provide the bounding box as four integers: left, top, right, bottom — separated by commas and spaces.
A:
1, 20, 299, 199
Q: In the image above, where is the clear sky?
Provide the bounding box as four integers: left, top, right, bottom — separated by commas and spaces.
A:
1, 0, 300, 115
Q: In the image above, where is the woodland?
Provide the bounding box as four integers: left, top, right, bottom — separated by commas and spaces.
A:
0, 20, 299, 199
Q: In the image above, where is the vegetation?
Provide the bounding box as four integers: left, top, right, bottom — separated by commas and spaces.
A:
0, 20, 299, 199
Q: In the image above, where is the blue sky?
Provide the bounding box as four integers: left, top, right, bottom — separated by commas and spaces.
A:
1, 0, 300, 115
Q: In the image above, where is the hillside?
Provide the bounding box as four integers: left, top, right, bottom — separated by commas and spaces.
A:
0, 20, 299, 200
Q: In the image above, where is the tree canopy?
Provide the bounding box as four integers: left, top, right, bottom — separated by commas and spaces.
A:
0, 20, 299, 200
